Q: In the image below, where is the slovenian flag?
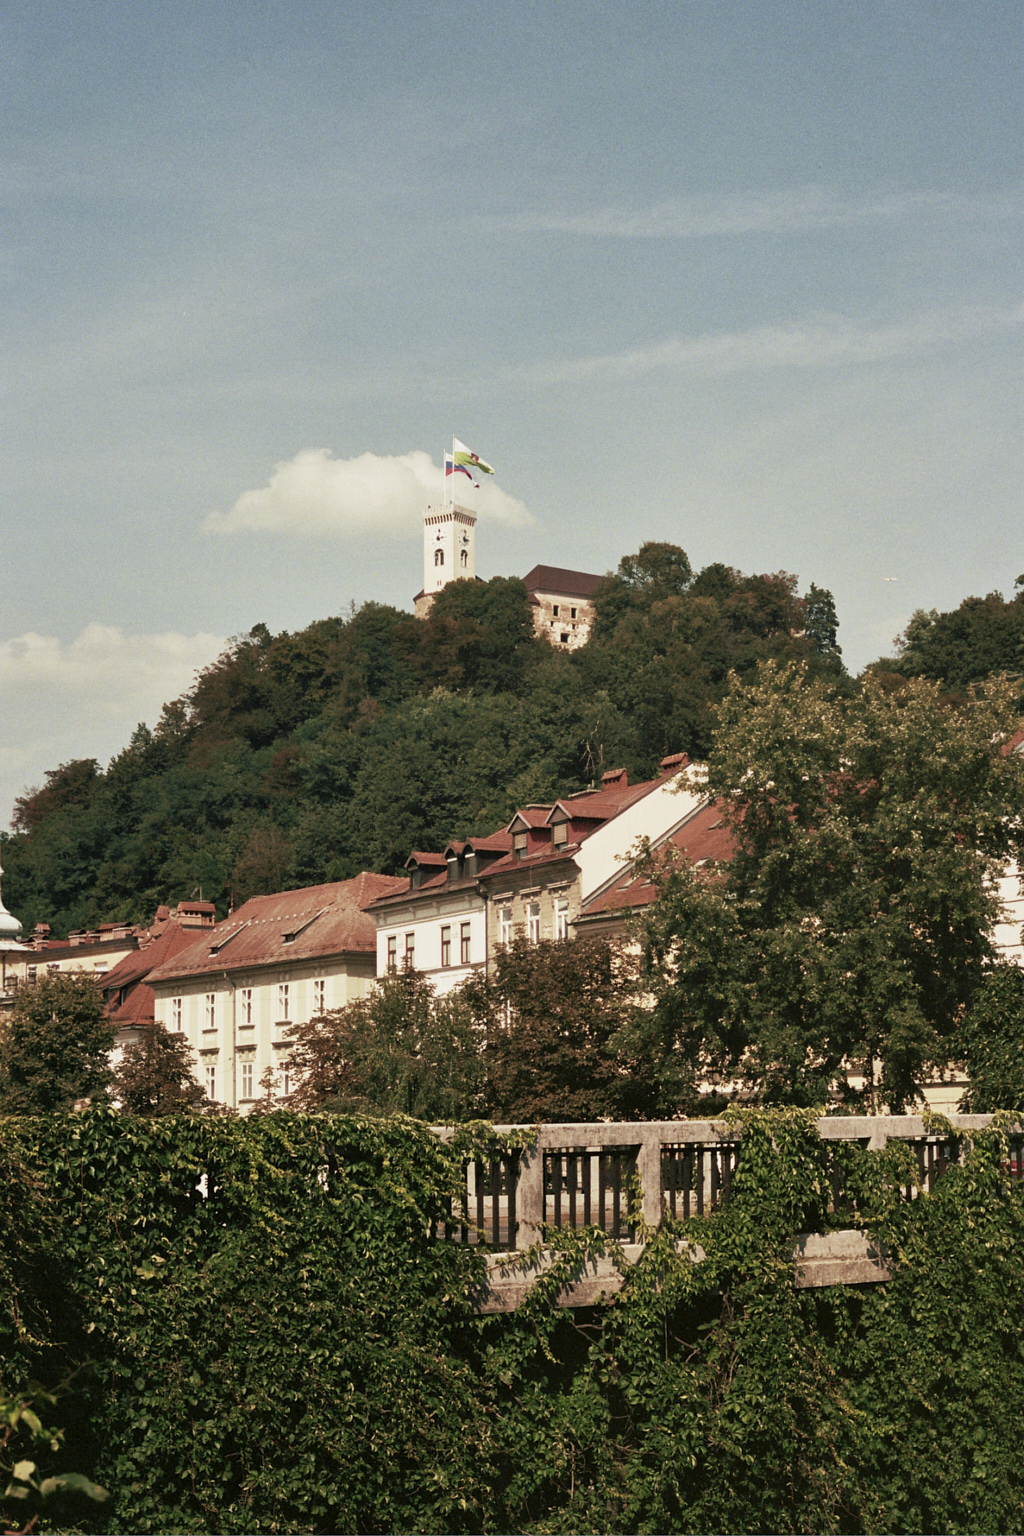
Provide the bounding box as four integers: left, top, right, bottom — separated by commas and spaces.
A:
453, 437, 495, 477
445, 452, 478, 487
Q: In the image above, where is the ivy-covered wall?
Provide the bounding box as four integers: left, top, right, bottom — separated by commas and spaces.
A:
4, 1106, 1024, 1534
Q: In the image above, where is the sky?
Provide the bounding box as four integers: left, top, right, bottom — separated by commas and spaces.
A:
2, 1, 1023, 828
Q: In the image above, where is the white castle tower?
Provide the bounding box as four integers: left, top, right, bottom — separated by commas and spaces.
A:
414, 503, 477, 618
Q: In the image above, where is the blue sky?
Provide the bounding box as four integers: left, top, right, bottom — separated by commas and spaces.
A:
2, 1, 1023, 825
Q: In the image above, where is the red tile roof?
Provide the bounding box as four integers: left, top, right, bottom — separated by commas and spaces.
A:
522, 564, 603, 599
465, 831, 514, 853
147, 873, 407, 983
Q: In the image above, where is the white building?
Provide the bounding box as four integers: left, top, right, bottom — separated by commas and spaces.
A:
368, 757, 711, 986
147, 872, 406, 1111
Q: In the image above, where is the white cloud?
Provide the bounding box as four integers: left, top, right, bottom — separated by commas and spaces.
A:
0, 625, 224, 828
518, 301, 1024, 387
202, 448, 535, 539
499, 186, 1022, 240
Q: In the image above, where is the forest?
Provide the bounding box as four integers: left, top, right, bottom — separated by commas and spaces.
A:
2, 543, 846, 937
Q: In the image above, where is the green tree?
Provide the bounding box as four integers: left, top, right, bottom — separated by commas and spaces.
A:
957, 961, 1024, 1112
286, 970, 484, 1120
109, 1023, 207, 1116
0, 973, 114, 1114
802, 581, 843, 668
640, 661, 1024, 1110
467, 935, 649, 1121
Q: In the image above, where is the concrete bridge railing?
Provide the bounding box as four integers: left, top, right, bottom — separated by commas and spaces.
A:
433, 1115, 1022, 1310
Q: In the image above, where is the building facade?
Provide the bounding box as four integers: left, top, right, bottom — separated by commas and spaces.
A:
147, 873, 406, 1111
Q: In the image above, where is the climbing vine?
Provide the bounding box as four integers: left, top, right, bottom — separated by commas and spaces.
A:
2, 1106, 1024, 1533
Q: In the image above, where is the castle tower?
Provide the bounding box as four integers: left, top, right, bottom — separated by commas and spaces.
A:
414, 504, 477, 618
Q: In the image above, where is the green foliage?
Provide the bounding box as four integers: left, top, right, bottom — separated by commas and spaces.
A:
286, 970, 485, 1121
469, 936, 652, 1122
957, 963, 1024, 1113
0, 974, 114, 1115
1, 1382, 108, 1532
4, 545, 847, 934
887, 588, 1024, 692
5, 1108, 1024, 1531
108, 1023, 207, 1117
641, 661, 1024, 1110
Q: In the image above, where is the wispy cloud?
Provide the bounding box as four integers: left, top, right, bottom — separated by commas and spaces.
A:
495, 186, 1022, 240
203, 448, 535, 540
516, 301, 1024, 387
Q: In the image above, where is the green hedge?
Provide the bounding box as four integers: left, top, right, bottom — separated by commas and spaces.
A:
4, 1106, 1024, 1534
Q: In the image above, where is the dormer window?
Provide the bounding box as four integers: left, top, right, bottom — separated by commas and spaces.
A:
513, 831, 528, 860
552, 821, 568, 847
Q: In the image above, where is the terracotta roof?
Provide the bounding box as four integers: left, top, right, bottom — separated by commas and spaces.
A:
147, 873, 407, 983
406, 851, 447, 867
477, 845, 583, 882
507, 806, 554, 830
107, 980, 158, 1026
522, 564, 603, 599
465, 831, 514, 853
578, 801, 735, 919
101, 922, 201, 994
549, 775, 662, 824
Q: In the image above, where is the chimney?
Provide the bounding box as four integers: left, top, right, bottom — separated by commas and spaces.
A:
601, 767, 628, 790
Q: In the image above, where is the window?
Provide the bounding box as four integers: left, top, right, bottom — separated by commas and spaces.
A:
387, 935, 397, 972
560, 632, 569, 644
498, 907, 513, 946
513, 830, 528, 860
434, 548, 444, 566
204, 993, 216, 1030
240, 1061, 253, 1100
555, 898, 570, 940
440, 925, 451, 967
205, 1064, 217, 1101
171, 996, 182, 1030
460, 549, 468, 567
404, 932, 415, 969
552, 821, 568, 846
278, 982, 290, 1021
313, 978, 326, 1016
528, 902, 541, 945
280, 1060, 292, 1098
240, 988, 253, 1027
460, 922, 472, 965
570, 606, 577, 619
552, 604, 559, 617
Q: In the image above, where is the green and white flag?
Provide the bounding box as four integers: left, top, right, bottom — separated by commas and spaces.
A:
452, 437, 495, 477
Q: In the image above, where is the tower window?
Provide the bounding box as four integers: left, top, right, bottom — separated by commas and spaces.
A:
435, 549, 444, 566
460, 549, 468, 567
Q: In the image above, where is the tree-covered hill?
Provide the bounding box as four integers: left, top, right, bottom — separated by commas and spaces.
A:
3, 545, 841, 936
868, 576, 1024, 695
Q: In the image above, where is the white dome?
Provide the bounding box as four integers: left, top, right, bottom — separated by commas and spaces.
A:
0, 859, 23, 942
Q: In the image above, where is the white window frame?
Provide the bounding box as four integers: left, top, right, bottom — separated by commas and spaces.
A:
555, 898, 570, 940
240, 1061, 253, 1100
313, 978, 326, 1016
528, 902, 541, 945
205, 1064, 217, 1101
498, 907, 513, 946
171, 996, 182, 1031
204, 993, 216, 1030
278, 982, 290, 1021
240, 988, 253, 1027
